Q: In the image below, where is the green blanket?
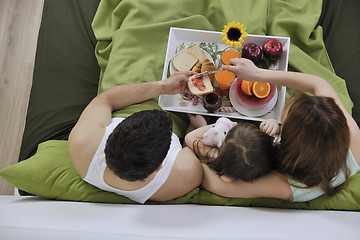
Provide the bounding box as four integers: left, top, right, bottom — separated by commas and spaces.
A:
93, 0, 353, 116
84, 0, 358, 209
2, 0, 358, 210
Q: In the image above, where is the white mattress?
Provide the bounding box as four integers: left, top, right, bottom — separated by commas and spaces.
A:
0, 195, 359, 240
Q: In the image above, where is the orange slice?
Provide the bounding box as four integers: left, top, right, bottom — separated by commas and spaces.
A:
252, 82, 270, 98
221, 49, 241, 65
241, 80, 254, 96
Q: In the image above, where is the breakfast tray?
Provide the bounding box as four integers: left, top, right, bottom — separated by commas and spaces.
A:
158, 27, 290, 123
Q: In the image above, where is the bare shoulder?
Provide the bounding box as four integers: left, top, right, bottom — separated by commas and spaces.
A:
335, 96, 360, 164
348, 117, 360, 165
171, 147, 203, 184
68, 122, 106, 178
164, 147, 203, 189
150, 147, 203, 201
68, 94, 113, 178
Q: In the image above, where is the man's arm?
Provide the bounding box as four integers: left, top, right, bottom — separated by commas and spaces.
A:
68, 71, 194, 176
75, 71, 194, 129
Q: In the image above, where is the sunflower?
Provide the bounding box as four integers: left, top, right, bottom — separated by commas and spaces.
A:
221, 21, 248, 48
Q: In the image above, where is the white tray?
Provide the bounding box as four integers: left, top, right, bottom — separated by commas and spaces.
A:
159, 27, 290, 123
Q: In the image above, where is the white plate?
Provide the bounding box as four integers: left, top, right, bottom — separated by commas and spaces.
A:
169, 48, 215, 75
229, 81, 278, 117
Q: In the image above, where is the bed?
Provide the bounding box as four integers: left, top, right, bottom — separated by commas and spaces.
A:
1, 0, 360, 238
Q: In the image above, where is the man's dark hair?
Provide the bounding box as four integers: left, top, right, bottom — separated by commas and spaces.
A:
105, 109, 173, 182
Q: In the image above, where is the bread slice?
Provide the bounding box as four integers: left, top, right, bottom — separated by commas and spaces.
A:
188, 75, 213, 95
191, 62, 202, 73
186, 45, 207, 63
201, 59, 216, 73
201, 59, 217, 80
172, 49, 199, 71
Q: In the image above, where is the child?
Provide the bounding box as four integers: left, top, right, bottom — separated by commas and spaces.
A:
185, 115, 279, 182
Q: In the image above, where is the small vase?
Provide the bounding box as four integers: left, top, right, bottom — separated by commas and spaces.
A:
202, 92, 222, 112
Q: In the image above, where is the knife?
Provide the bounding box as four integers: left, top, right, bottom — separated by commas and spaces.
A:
195, 69, 225, 78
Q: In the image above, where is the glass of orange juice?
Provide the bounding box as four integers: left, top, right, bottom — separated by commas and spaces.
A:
221, 47, 241, 65
215, 70, 235, 90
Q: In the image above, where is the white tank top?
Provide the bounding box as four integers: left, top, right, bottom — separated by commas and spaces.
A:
83, 117, 182, 204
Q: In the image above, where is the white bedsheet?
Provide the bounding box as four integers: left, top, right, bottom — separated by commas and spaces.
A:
0, 195, 359, 240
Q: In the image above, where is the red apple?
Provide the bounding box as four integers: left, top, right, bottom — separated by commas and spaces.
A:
262, 39, 283, 61
241, 42, 262, 63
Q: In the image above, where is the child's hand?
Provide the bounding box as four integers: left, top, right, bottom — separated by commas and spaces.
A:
260, 119, 279, 137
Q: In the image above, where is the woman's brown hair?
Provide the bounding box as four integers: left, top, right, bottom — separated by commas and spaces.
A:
277, 93, 350, 196
193, 122, 276, 182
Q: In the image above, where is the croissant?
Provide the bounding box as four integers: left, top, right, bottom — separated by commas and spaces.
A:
191, 63, 202, 73
201, 59, 217, 80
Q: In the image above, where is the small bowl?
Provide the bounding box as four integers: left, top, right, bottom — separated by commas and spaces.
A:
234, 78, 276, 106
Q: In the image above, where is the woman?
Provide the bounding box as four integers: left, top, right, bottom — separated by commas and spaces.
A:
200, 58, 360, 202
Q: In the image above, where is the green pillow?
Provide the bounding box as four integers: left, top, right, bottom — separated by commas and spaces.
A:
0, 140, 197, 204
1, 140, 360, 210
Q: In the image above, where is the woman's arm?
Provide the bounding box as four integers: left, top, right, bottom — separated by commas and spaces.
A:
223, 58, 360, 165
224, 58, 342, 104
201, 164, 293, 200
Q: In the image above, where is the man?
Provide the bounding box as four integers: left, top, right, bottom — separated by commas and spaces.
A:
68, 71, 202, 204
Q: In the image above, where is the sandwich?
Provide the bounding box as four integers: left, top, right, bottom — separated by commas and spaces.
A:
188, 75, 213, 95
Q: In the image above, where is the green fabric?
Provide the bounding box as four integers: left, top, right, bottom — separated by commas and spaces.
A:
7, 0, 358, 210
267, 0, 352, 107
0, 141, 198, 204
19, 0, 100, 161
84, 0, 356, 209
1, 140, 360, 210
93, 0, 269, 93
92, 0, 352, 113
317, 0, 360, 126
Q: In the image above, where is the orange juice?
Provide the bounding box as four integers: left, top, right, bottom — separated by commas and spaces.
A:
215, 70, 235, 90
221, 48, 241, 65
